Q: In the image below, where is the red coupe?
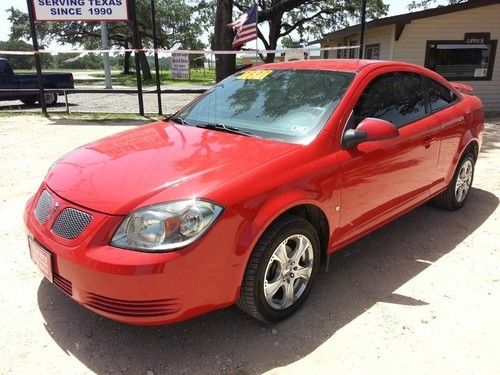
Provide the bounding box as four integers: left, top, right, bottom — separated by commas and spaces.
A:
24, 60, 484, 325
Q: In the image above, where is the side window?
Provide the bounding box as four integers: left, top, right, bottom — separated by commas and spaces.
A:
425, 77, 457, 112
349, 72, 426, 129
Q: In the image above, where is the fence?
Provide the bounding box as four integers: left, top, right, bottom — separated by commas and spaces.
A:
0, 45, 360, 116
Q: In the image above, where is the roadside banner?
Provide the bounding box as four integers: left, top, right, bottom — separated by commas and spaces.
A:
33, 0, 129, 22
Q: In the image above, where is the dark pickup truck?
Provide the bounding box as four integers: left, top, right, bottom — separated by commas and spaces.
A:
0, 58, 74, 106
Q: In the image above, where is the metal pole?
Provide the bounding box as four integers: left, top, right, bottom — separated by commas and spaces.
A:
26, 0, 47, 116
150, 0, 163, 115
64, 90, 69, 114
359, 0, 367, 59
101, 21, 113, 89
129, 0, 144, 115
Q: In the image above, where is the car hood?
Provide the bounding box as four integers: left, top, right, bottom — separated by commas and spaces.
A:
45, 121, 299, 215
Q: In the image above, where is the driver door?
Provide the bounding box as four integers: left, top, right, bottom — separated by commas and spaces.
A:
335, 70, 438, 245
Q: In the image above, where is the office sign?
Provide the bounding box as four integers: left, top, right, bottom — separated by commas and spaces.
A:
171, 53, 190, 80
33, 0, 129, 22
464, 33, 490, 44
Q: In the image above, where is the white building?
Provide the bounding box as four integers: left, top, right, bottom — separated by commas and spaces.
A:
313, 0, 500, 112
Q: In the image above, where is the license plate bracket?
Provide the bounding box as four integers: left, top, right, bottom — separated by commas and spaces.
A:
28, 237, 53, 283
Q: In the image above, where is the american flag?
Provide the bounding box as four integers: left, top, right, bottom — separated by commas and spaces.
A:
227, 4, 258, 49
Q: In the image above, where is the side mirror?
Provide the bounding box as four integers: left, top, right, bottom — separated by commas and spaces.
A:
342, 117, 399, 148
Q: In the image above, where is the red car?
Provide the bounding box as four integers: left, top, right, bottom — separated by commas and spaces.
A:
24, 60, 484, 325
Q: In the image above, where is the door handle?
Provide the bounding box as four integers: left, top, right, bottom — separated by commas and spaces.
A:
423, 136, 437, 148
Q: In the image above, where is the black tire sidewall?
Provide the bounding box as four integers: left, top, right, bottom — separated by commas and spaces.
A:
253, 219, 320, 322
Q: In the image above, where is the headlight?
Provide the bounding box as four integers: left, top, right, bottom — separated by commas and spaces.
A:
110, 199, 223, 251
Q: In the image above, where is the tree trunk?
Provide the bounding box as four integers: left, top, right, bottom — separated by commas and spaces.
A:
123, 44, 131, 74
265, 14, 283, 63
137, 36, 152, 80
214, 0, 235, 82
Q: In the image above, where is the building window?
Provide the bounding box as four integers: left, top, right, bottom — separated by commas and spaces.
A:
365, 44, 381, 60
425, 40, 497, 81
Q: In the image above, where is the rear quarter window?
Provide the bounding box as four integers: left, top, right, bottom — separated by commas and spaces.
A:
425, 77, 458, 112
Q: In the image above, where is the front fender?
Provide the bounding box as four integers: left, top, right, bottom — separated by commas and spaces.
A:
231, 189, 336, 284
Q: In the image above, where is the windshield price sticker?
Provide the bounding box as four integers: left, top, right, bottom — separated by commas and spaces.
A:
237, 70, 273, 80
34, 0, 129, 22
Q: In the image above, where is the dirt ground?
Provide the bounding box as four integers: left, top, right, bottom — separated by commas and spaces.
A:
0, 115, 499, 375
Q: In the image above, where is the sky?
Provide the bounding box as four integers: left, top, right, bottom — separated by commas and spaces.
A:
0, 0, 444, 45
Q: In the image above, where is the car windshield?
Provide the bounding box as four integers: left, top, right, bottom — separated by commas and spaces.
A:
175, 69, 355, 144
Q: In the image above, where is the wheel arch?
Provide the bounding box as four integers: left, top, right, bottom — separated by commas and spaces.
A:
234, 191, 332, 281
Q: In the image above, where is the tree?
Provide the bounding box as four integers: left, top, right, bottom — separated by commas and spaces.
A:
213, 0, 236, 82
202, 0, 388, 65
6, 0, 204, 79
408, 0, 467, 10
0, 40, 34, 69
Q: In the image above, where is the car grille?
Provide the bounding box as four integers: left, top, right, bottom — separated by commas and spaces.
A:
34, 190, 53, 224
51, 208, 92, 239
84, 293, 182, 317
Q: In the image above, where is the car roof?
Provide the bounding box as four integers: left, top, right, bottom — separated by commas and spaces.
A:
255, 59, 418, 73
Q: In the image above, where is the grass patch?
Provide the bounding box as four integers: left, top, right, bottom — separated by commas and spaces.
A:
91, 68, 216, 86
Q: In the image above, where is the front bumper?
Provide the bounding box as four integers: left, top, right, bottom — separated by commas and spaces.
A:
24, 186, 243, 325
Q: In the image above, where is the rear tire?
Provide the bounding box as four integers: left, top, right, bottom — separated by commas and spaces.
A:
43, 92, 58, 106
433, 153, 475, 210
237, 214, 320, 322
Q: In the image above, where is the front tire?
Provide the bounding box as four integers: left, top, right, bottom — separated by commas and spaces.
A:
433, 153, 475, 210
237, 214, 320, 322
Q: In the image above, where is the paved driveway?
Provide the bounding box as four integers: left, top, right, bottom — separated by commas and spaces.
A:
0, 116, 499, 374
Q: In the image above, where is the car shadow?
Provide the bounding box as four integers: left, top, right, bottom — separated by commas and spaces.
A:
37, 187, 498, 374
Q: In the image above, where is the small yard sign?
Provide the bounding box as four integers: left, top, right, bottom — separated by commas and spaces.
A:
171, 53, 190, 80
33, 0, 129, 22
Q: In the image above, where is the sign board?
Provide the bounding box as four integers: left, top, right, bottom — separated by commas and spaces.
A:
464, 33, 490, 44
284, 50, 308, 62
33, 0, 129, 22
171, 53, 190, 80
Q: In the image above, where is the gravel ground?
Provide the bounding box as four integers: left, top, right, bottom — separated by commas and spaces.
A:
0, 85, 203, 114
0, 116, 499, 375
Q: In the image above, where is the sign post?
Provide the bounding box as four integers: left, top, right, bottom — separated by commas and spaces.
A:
26, 0, 47, 116
150, 0, 163, 116
128, 0, 144, 116
29, 0, 148, 116
101, 21, 112, 89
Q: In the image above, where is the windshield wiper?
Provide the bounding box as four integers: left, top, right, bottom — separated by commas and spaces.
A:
168, 115, 192, 126
194, 122, 257, 138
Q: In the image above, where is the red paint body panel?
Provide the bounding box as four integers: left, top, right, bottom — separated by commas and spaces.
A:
24, 59, 484, 325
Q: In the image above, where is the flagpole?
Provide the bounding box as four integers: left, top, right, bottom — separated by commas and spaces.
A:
255, 2, 258, 65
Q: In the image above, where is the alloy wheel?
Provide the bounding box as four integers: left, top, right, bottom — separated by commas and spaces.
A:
263, 234, 314, 310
